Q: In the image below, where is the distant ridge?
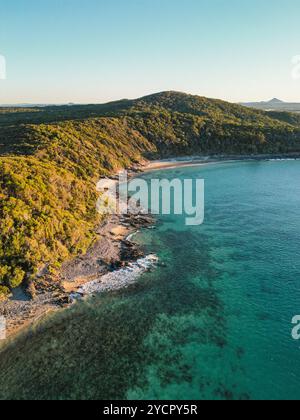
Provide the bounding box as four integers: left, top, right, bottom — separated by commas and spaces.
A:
242, 98, 300, 112
0, 103, 77, 108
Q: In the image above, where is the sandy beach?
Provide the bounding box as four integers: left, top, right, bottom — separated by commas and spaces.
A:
142, 153, 300, 172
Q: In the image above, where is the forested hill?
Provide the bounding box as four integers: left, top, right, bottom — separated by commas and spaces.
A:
102, 91, 300, 155
1, 91, 300, 156
1, 91, 300, 297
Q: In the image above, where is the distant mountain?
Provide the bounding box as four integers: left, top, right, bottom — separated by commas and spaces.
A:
242, 98, 300, 112
267, 98, 285, 105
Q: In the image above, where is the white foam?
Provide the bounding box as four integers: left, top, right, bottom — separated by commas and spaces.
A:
126, 230, 140, 241
76, 254, 158, 296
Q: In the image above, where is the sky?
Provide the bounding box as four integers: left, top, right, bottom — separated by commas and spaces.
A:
0, 0, 300, 104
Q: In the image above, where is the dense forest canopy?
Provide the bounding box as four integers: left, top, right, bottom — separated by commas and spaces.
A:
1, 91, 300, 297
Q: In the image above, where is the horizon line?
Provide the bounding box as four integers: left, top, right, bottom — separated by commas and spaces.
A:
0, 90, 299, 107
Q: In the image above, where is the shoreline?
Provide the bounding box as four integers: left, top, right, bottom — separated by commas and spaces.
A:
1, 152, 300, 342
0, 211, 155, 342
142, 153, 300, 172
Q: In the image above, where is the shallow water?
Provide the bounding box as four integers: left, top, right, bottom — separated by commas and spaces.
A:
1, 160, 300, 400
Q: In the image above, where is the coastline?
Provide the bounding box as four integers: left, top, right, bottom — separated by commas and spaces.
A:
1, 152, 300, 342
142, 153, 300, 172
0, 211, 154, 341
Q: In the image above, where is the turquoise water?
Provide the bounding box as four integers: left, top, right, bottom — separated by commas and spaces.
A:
1, 160, 300, 400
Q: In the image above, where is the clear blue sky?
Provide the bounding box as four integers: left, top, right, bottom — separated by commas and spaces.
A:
1, 0, 300, 104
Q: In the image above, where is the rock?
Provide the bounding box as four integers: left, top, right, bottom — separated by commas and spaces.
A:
26, 281, 37, 300
69, 293, 83, 304
158, 262, 167, 268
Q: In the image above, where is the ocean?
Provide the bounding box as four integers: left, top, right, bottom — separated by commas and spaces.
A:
1, 160, 300, 400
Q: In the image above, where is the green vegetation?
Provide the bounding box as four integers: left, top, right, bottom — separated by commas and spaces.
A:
1, 91, 300, 297
120, 92, 300, 155
0, 118, 154, 296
